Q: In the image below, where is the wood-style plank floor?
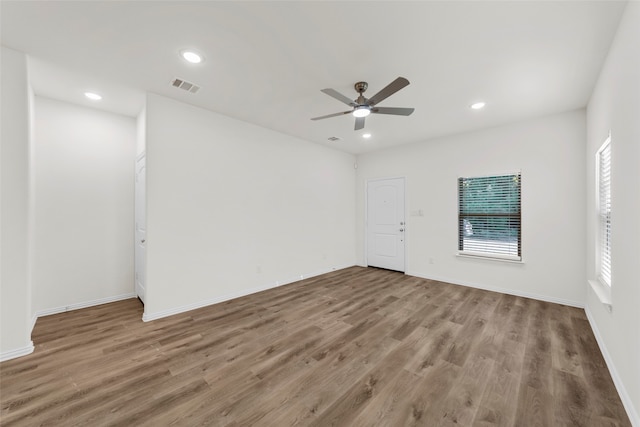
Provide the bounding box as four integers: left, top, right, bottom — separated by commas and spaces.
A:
0, 267, 631, 426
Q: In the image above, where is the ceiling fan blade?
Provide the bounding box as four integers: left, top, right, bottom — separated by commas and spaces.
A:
354, 116, 365, 130
321, 88, 358, 107
372, 107, 415, 116
367, 77, 410, 106
311, 111, 351, 121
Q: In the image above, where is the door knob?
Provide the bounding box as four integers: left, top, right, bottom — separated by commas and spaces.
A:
141, 239, 146, 243
399, 228, 404, 232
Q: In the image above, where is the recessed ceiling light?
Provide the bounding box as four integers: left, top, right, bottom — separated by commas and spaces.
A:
181, 50, 203, 64
470, 101, 486, 110
84, 92, 102, 101
362, 133, 372, 139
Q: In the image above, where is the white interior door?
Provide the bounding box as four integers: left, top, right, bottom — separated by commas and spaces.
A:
367, 177, 406, 272
135, 153, 146, 303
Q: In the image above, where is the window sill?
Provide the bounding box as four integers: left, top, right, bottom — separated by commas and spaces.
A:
456, 253, 524, 264
588, 279, 612, 312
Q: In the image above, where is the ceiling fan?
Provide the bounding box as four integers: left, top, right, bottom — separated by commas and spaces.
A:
311, 77, 415, 130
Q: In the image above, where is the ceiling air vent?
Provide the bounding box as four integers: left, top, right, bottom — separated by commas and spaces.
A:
171, 78, 201, 94
327, 136, 341, 142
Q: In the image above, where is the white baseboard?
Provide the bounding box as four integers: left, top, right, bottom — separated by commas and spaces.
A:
36, 292, 137, 318
0, 341, 34, 362
585, 306, 640, 427
405, 270, 585, 308
142, 264, 354, 322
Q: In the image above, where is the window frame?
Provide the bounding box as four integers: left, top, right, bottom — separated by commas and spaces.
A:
457, 172, 522, 262
596, 134, 612, 287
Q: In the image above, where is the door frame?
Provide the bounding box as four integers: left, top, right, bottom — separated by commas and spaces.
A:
364, 176, 408, 273
135, 151, 146, 304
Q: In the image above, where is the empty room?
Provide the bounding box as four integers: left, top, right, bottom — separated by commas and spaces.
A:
1, 1, 638, 425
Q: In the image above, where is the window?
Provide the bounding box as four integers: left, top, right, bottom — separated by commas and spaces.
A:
597, 135, 611, 286
458, 173, 521, 261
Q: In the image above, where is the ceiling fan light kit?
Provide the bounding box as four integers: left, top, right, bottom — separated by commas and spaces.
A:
352, 106, 371, 118
311, 77, 414, 130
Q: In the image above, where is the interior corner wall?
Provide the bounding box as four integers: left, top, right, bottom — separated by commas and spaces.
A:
0, 46, 33, 360
136, 104, 146, 157
143, 93, 356, 319
356, 110, 587, 306
585, 1, 640, 424
31, 97, 136, 315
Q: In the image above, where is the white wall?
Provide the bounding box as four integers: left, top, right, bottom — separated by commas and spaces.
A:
586, 2, 640, 424
0, 47, 33, 360
356, 110, 587, 306
32, 97, 136, 315
144, 93, 356, 319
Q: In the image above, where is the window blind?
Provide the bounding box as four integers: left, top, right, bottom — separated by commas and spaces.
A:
598, 138, 611, 286
458, 173, 521, 260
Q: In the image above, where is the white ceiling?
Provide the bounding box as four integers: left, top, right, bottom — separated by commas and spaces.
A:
1, 1, 627, 154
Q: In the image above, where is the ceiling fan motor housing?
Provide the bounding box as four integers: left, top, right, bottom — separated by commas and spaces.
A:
354, 81, 368, 94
